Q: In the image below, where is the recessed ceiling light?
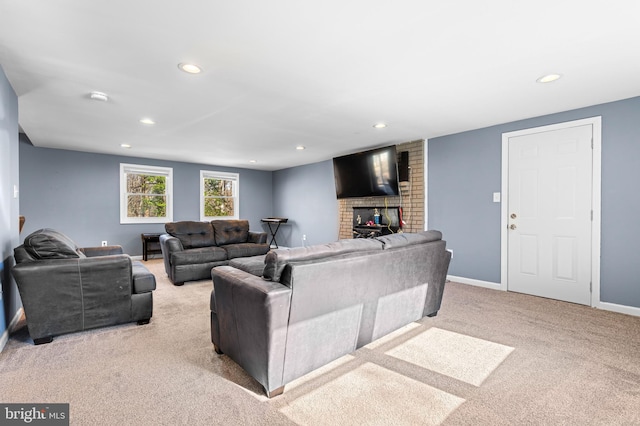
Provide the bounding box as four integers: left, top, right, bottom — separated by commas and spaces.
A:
249, 159, 257, 163
296, 145, 306, 150
120, 144, 131, 149
178, 63, 202, 74
536, 73, 562, 83
89, 91, 109, 102
373, 123, 387, 129
139, 118, 155, 125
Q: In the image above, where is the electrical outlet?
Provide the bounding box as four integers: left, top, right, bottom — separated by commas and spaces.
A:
101, 241, 108, 247
302, 234, 307, 241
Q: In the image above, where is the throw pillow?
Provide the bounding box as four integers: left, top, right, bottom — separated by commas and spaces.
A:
23, 228, 86, 259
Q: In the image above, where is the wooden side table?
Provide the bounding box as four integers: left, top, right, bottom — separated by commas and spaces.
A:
141, 233, 163, 261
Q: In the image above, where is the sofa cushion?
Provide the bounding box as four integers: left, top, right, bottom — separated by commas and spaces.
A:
23, 228, 86, 260
376, 230, 442, 249
132, 261, 157, 293
263, 238, 383, 282
165, 221, 215, 249
229, 255, 268, 276
224, 243, 270, 260
212, 220, 249, 245
171, 247, 228, 266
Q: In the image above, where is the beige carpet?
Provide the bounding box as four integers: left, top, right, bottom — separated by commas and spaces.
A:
1, 258, 639, 425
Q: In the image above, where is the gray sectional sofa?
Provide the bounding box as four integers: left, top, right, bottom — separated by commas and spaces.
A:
159, 220, 269, 285
210, 230, 452, 397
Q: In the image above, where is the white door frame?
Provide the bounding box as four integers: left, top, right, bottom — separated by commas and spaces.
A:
500, 117, 602, 307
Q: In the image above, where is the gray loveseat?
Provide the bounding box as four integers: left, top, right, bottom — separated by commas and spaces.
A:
159, 220, 269, 286
210, 230, 451, 397
12, 228, 156, 344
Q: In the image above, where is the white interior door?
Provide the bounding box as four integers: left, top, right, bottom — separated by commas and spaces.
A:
506, 124, 593, 305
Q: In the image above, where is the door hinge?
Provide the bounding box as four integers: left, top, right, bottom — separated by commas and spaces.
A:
590, 281, 592, 292
591, 210, 593, 221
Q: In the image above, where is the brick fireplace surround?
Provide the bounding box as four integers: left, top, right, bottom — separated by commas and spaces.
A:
337, 139, 425, 239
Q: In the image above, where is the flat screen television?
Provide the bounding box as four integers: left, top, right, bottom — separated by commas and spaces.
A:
333, 145, 400, 199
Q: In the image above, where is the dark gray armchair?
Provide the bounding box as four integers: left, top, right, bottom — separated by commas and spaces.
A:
12, 229, 155, 344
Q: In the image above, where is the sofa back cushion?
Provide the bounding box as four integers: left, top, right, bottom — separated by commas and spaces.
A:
165, 221, 215, 249
263, 238, 383, 282
375, 230, 442, 249
212, 220, 249, 246
23, 228, 86, 260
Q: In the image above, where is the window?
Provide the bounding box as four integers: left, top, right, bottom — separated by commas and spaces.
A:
200, 170, 239, 220
120, 163, 173, 224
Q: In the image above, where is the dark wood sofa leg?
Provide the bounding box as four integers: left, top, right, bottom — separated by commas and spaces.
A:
427, 311, 438, 317
173, 282, 184, 286
33, 336, 53, 345
266, 386, 285, 398
213, 344, 224, 355
137, 319, 151, 325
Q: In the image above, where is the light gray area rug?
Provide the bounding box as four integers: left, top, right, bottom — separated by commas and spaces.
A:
1, 259, 639, 425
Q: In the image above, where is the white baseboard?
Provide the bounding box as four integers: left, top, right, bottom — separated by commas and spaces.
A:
0, 329, 7, 353
449, 275, 640, 318
447, 275, 502, 291
0, 307, 24, 353
597, 301, 640, 318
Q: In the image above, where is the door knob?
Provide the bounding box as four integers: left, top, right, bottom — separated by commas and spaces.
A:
510, 213, 517, 219
509, 224, 517, 230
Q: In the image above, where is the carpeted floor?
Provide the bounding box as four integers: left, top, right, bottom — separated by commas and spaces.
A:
1, 258, 639, 425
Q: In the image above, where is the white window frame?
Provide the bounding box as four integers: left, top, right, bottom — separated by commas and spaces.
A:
120, 163, 173, 224
200, 170, 239, 221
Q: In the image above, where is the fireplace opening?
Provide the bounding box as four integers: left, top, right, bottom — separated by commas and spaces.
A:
352, 206, 401, 238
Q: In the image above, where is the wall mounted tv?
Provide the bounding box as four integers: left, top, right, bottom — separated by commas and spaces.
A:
333, 145, 400, 199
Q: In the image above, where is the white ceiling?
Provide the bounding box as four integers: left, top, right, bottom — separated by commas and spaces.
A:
1, 1, 640, 171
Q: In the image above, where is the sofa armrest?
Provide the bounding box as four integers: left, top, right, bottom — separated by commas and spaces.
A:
248, 231, 268, 245
132, 261, 156, 293
159, 234, 186, 283
11, 255, 134, 339
160, 234, 184, 253
423, 243, 452, 317
80, 245, 124, 257
12, 255, 133, 293
212, 265, 291, 394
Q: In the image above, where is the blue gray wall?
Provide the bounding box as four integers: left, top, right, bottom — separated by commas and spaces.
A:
0, 65, 20, 345
19, 140, 274, 256
428, 96, 640, 309
272, 160, 339, 247
13, 82, 640, 312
